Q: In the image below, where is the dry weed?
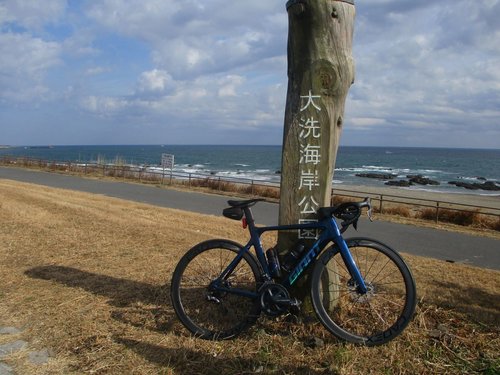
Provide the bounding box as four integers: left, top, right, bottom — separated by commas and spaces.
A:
0, 180, 498, 374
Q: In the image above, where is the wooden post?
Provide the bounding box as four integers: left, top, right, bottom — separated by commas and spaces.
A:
278, 0, 356, 302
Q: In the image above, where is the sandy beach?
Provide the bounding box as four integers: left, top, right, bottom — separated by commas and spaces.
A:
333, 183, 500, 212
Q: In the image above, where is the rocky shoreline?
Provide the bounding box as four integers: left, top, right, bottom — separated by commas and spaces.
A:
355, 173, 500, 192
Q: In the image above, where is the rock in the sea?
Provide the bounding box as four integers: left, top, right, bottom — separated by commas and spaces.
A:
408, 175, 440, 186
448, 181, 479, 190
481, 181, 500, 191
448, 180, 500, 191
385, 180, 413, 187
355, 173, 396, 180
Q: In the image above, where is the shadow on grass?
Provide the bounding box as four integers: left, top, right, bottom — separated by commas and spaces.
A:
113, 336, 328, 375
432, 280, 500, 325
25, 265, 177, 332
25, 265, 166, 306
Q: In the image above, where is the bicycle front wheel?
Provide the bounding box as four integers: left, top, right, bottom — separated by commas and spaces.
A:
171, 239, 262, 340
311, 237, 416, 346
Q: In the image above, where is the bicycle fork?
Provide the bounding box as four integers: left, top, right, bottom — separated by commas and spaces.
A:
337, 237, 368, 294
284, 219, 368, 295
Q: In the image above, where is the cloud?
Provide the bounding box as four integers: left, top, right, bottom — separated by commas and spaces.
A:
137, 69, 173, 94
0, 32, 61, 101
0, 0, 65, 102
344, 0, 500, 147
85, 67, 109, 76
1, 0, 499, 147
86, 0, 286, 79
81, 70, 285, 144
0, 0, 66, 30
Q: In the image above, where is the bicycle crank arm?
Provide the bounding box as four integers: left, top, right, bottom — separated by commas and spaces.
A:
270, 296, 301, 308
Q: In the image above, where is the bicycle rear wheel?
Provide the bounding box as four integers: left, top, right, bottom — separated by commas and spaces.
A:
171, 239, 262, 339
311, 237, 416, 346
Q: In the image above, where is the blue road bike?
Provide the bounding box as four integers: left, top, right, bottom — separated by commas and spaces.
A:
171, 198, 416, 346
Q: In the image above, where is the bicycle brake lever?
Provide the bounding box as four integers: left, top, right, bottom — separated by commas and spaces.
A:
364, 197, 374, 222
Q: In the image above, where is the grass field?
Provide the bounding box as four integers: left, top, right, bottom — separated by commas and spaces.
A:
0, 179, 499, 374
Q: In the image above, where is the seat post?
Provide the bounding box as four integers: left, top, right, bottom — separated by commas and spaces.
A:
243, 207, 256, 229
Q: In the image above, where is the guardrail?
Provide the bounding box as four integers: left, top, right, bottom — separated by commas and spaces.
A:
330, 187, 499, 224
1, 155, 499, 226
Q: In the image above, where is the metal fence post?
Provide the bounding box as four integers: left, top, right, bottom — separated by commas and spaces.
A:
436, 202, 440, 224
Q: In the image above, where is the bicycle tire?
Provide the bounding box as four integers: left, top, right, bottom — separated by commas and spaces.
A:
310, 237, 416, 346
171, 239, 263, 340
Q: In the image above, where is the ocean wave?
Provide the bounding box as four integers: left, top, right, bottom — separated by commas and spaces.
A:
362, 165, 393, 170
176, 163, 206, 169
335, 166, 449, 178
418, 169, 444, 174
455, 176, 498, 182
217, 171, 272, 182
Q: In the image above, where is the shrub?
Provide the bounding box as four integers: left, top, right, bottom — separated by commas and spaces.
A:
331, 196, 353, 206
418, 208, 481, 227
494, 217, 500, 231
439, 209, 479, 226
418, 208, 437, 221
382, 206, 412, 217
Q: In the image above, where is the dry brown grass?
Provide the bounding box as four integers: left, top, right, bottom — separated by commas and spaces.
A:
183, 178, 280, 200
418, 208, 479, 226
0, 179, 499, 374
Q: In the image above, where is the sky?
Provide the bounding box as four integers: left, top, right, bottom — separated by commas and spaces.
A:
0, 0, 499, 148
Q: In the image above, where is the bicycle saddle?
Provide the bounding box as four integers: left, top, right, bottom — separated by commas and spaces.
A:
227, 198, 266, 208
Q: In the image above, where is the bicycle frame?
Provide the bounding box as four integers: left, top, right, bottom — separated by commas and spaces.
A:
212, 208, 368, 298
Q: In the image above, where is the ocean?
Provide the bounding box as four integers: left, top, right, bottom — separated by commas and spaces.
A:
1, 145, 499, 196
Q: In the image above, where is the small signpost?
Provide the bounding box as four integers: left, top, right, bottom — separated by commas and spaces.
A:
161, 153, 175, 184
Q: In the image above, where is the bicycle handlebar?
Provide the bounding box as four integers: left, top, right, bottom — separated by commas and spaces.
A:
317, 198, 372, 232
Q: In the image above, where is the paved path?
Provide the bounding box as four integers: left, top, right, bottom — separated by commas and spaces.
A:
0, 326, 51, 374
1, 166, 499, 270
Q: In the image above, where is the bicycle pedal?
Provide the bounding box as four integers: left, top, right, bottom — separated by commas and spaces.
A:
206, 295, 221, 304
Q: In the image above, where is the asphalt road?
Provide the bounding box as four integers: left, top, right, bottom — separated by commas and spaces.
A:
1, 166, 499, 270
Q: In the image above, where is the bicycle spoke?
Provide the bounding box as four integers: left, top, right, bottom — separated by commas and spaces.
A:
172, 241, 261, 340
368, 257, 393, 284
312, 240, 416, 345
